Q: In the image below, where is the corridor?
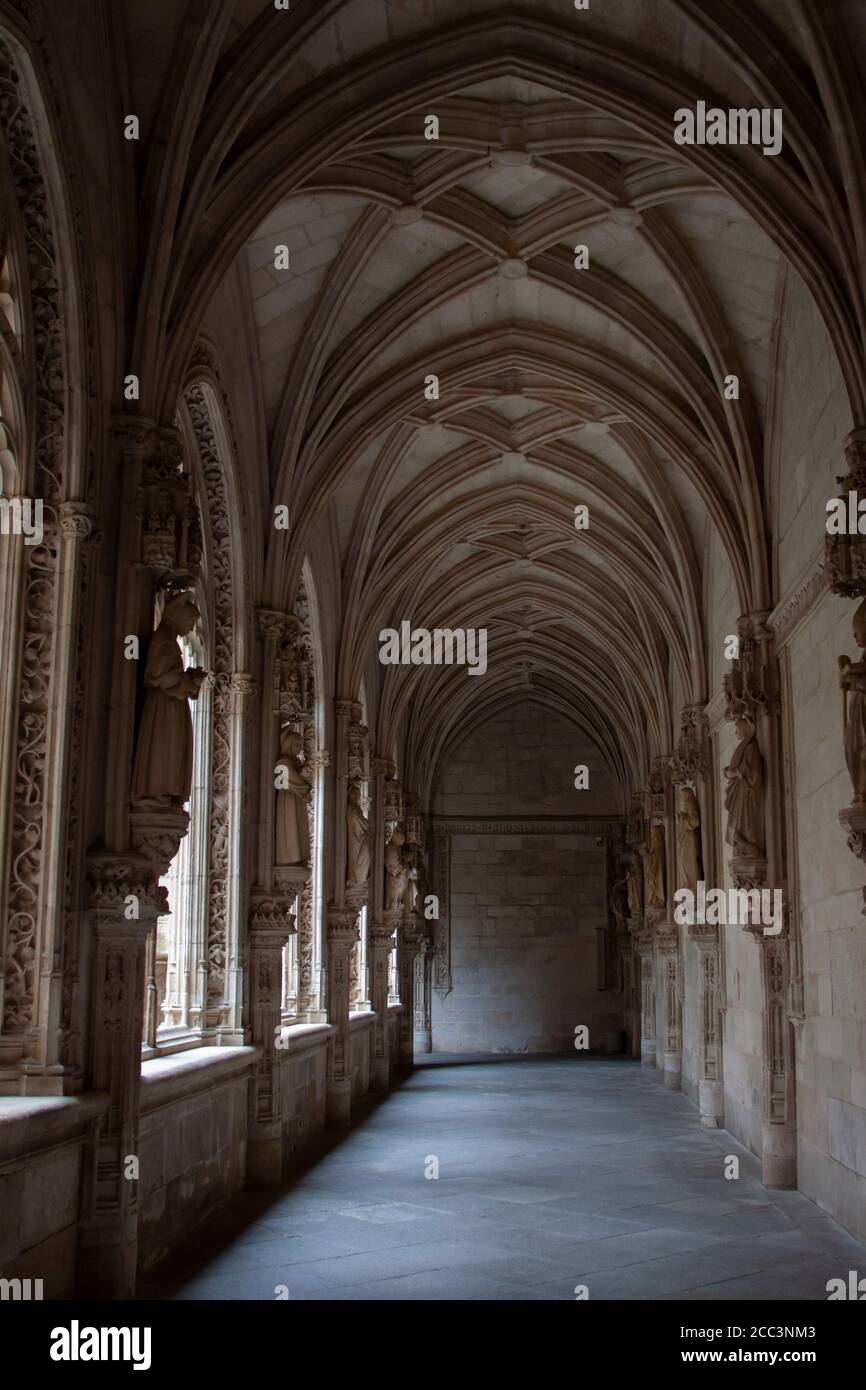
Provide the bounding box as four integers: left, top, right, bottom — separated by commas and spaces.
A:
145, 1059, 866, 1302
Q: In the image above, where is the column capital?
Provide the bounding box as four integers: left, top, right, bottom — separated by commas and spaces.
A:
335, 699, 363, 722
257, 608, 297, 641
86, 853, 167, 918
654, 923, 679, 953
229, 671, 256, 697
127, 801, 191, 879
59, 500, 95, 539
249, 891, 297, 936
328, 906, 360, 952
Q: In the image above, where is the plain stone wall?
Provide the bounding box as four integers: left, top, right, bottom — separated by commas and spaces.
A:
137, 1055, 251, 1273
789, 590, 866, 1240
434, 832, 620, 1053
0, 1095, 109, 1298
681, 936, 700, 1107
432, 702, 619, 1053
280, 1032, 329, 1162
350, 1013, 373, 1102
434, 702, 616, 817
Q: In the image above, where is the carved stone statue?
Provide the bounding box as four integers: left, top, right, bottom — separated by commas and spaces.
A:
275, 727, 311, 866
677, 785, 703, 892
407, 864, 419, 915
839, 598, 866, 803
346, 783, 370, 887
724, 716, 765, 856
610, 876, 629, 928
626, 856, 642, 919
131, 593, 207, 804
384, 825, 406, 911
642, 822, 666, 909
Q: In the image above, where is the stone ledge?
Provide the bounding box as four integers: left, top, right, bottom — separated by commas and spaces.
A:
277, 1022, 334, 1054
0, 1092, 109, 1165
140, 1045, 258, 1113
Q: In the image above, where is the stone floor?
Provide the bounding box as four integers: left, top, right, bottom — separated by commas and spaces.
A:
143, 1056, 866, 1301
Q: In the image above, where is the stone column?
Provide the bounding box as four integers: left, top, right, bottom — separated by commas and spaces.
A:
256, 610, 297, 888
368, 913, 397, 1090
724, 612, 795, 1186
325, 906, 360, 1126
691, 928, 724, 1127
366, 756, 394, 1080
413, 936, 434, 1053
656, 924, 682, 1090
1, 501, 94, 1092
77, 857, 164, 1298
397, 918, 424, 1069
247, 900, 296, 1187
635, 930, 656, 1067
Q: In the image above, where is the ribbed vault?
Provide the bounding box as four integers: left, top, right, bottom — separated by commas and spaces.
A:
125, 0, 866, 812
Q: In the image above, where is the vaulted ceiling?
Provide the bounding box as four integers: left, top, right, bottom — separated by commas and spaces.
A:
124, 0, 866, 810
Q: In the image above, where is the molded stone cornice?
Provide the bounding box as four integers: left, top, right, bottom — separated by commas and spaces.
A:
769, 546, 832, 651
431, 816, 623, 837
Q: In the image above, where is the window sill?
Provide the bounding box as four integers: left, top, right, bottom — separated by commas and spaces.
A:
140, 1045, 258, 1112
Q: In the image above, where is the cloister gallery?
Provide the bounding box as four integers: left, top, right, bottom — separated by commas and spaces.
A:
1, 0, 866, 1310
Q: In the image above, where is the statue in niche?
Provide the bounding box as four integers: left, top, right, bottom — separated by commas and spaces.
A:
275, 727, 311, 866
839, 598, 866, 803
384, 824, 406, 911
346, 783, 370, 887
626, 856, 643, 920
406, 864, 419, 915
723, 715, 765, 856
676, 785, 703, 893
131, 592, 207, 804
610, 876, 629, 929
641, 822, 666, 909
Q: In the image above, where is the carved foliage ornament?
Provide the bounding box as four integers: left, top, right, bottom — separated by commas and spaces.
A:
184, 383, 234, 1008
669, 706, 709, 784
724, 613, 777, 720
0, 44, 63, 1033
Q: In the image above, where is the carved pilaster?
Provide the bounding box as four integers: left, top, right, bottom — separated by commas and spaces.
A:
759, 933, 796, 1187
325, 905, 360, 1126
77, 856, 165, 1297
638, 947, 656, 1069
368, 913, 398, 1090
692, 933, 724, 1128
413, 937, 434, 1053
397, 917, 424, 1069
247, 912, 295, 1187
